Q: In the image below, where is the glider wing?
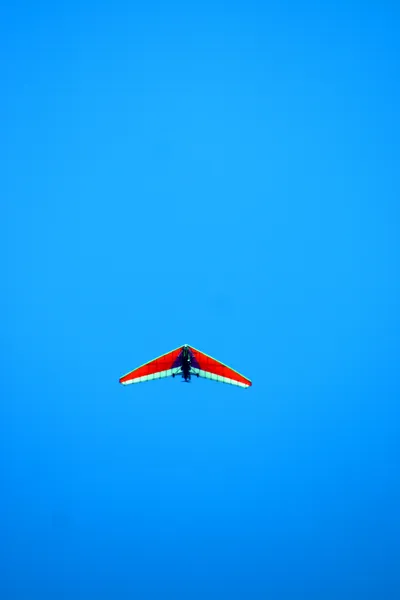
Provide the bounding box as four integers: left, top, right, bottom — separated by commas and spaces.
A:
119, 346, 183, 385
188, 345, 252, 388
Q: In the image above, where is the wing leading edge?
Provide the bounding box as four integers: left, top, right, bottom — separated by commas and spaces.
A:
119, 345, 183, 385
188, 345, 252, 388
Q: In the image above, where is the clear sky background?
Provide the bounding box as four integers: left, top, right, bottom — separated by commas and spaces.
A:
2, 2, 400, 599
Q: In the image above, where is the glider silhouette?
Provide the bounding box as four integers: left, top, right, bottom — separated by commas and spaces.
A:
119, 344, 252, 388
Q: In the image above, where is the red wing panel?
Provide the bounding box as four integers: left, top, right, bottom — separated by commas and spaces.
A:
120, 346, 183, 385
188, 346, 252, 388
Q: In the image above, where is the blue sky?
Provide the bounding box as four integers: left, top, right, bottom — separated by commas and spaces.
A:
2, 2, 400, 598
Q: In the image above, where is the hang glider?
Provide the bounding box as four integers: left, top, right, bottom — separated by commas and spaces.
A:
119, 344, 252, 388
